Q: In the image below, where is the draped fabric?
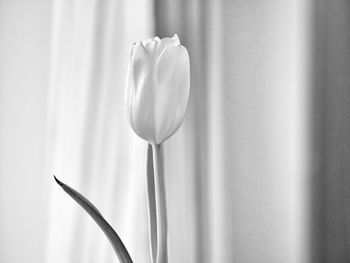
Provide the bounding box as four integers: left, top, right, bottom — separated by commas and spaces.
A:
45, 0, 153, 262
45, 0, 350, 263
155, 1, 311, 262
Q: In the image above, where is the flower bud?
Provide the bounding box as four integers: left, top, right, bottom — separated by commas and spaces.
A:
126, 34, 190, 144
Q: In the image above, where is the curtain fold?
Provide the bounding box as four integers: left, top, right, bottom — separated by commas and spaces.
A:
45, 0, 153, 262
155, 0, 311, 262
45, 0, 350, 262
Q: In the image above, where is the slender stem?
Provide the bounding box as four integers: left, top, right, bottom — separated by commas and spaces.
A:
152, 143, 168, 263
146, 143, 157, 263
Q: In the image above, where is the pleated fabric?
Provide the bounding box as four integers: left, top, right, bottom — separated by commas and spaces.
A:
46, 0, 350, 262
45, 0, 154, 262
155, 0, 311, 262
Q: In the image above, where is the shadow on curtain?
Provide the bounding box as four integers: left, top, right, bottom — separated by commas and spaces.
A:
311, 0, 350, 262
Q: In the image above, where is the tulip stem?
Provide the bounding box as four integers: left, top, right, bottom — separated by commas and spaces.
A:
146, 144, 157, 263
152, 143, 168, 263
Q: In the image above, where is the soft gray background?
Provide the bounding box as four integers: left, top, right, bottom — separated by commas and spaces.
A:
0, 1, 50, 262
0, 0, 349, 262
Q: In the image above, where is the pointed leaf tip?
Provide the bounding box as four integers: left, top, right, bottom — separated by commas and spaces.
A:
54, 177, 133, 262
53, 175, 63, 187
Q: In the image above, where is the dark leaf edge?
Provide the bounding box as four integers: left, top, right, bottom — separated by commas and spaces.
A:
53, 175, 133, 263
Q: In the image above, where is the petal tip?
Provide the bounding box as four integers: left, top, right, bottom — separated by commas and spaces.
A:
172, 33, 180, 44
139, 41, 145, 48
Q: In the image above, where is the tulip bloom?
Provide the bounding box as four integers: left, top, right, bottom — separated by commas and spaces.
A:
126, 34, 190, 145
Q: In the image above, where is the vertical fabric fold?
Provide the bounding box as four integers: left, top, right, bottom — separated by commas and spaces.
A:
45, 0, 154, 262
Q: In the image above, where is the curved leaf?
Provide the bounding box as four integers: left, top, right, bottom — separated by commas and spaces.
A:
54, 176, 133, 263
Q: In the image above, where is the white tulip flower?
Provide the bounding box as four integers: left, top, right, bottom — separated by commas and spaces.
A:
126, 34, 190, 145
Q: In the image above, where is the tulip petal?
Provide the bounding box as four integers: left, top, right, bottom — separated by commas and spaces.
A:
172, 33, 180, 45
144, 39, 158, 55
156, 37, 178, 59
154, 45, 190, 143
126, 42, 154, 141
129, 42, 149, 94
132, 69, 156, 142
126, 35, 191, 144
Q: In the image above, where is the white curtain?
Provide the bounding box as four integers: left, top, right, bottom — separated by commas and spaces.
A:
46, 0, 350, 263
45, 0, 153, 262
46, 0, 309, 262
155, 0, 311, 262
